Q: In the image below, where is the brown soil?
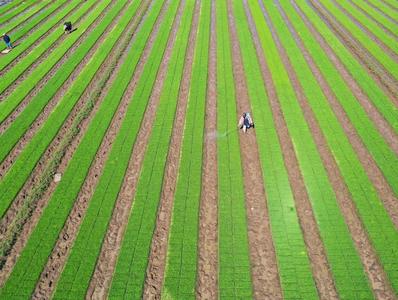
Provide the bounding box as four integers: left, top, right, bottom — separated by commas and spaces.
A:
0, 0, 147, 288
0, 0, 85, 75
0, 0, 133, 236
196, 1, 218, 299
142, 1, 201, 299
307, 0, 398, 101
85, 1, 186, 298
31, 2, 165, 298
347, 0, 398, 40
275, 2, 397, 298
0, 0, 107, 101
228, 2, 283, 299
290, 1, 398, 229
256, 2, 338, 299
378, 0, 398, 13
330, 0, 398, 62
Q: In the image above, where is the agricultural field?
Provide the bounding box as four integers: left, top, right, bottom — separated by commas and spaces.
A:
0, 0, 397, 298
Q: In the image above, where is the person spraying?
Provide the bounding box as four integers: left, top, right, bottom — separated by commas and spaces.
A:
238, 112, 254, 133
2, 33, 12, 49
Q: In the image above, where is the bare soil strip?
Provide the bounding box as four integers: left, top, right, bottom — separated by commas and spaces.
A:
142, 1, 201, 299
330, 0, 398, 62
347, 0, 398, 39
0, 0, 85, 76
32, 3, 161, 298
256, 2, 339, 299
291, 1, 398, 229
282, 2, 398, 155
274, 3, 397, 298
0, 0, 150, 287
196, 1, 218, 299
227, 2, 283, 299
0, 0, 47, 30
307, 0, 398, 100
0, 1, 131, 182
378, 0, 398, 13
85, 1, 189, 297
363, 0, 398, 26
0, 0, 106, 100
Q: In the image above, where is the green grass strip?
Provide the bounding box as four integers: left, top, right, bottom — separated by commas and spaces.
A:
108, 3, 196, 299
0, 0, 107, 103
0, 0, 82, 71
263, 1, 375, 298
365, 0, 398, 21
0, 0, 38, 24
0, 0, 26, 16
0, 0, 130, 218
295, 0, 398, 198
316, 0, 398, 81
1, 0, 68, 51
332, 0, 398, 56
216, 1, 252, 299
161, 1, 210, 299
349, 0, 398, 36
293, 1, 398, 293
52, 3, 172, 299
0, 2, 163, 299
238, 1, 318, 299
0, 0, 54, 38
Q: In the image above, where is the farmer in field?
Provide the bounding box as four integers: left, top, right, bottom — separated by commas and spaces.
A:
238, 112, 254, 133
2, 33, 12, 49
64, 21, 72, 34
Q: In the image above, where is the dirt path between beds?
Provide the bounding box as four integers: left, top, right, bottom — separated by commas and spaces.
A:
85, 1, 188, 298
307, 0, 398, 101
196, 1, 218, 298
142, 1, 201, 299
363, 0, 398, 26
0, 0, 152, 283
255, 2, 339, 299
227, 2, 283, 299
289, 1, 398, 229
274, 2, 397, 298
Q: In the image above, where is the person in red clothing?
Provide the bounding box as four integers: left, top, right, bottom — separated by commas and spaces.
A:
2, 33, 12, 49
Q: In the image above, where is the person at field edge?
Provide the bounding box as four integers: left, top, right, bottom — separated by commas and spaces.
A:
64, 22, 72, 34
2, 33, 12, 49
238, 112, 254, 133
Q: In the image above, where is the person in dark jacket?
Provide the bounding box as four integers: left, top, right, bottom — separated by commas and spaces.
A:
238, 112, 254, 133
2, 33, 12, 49
63, 22, 72, 34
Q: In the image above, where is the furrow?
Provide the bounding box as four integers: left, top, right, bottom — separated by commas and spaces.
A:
291, 1, 398, 229
256, 2, 339, 298
0, 0, 105, 99
0, 0, 143, 285
306, 0, 398, 99
275, 3, 397, 297
347, 0, 398, 40
227, 2, 282, 299
0, 0, 25, 17
32, 3, 155, 298
0, 0, 84, 75
0, 0, 45, 29
142, 1, 200, 298
84, 0, 186, 297
330, 0, 398, 62
0, 0, 130, 182
196, 0, 217, 298
378, 0, 398, 12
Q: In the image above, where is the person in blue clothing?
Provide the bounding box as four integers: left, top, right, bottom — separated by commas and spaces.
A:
2, 33, 12, 49
238, 112, 254, 133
